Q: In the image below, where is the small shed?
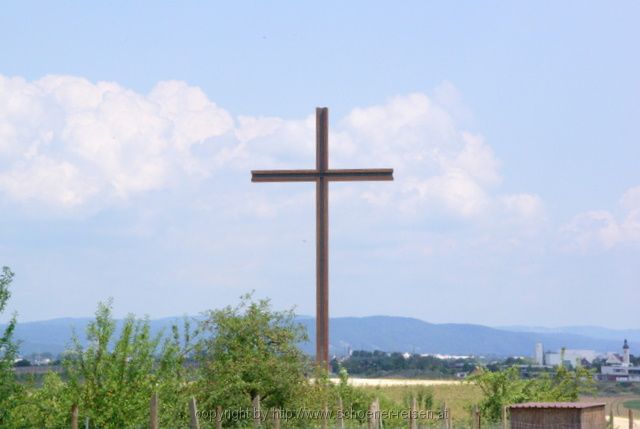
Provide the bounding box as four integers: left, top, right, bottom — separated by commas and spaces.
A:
509, 402, 606, 429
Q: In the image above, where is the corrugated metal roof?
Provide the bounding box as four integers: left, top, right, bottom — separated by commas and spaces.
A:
509, 402, 606, 409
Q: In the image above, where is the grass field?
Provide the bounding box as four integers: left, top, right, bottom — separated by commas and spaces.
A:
580, 395, 640, 417
360, 382, 483, 423
624, 400, 640, 411
357, 383, 640, 424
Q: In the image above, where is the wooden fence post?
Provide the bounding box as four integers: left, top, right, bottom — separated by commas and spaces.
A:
150, 392, 158, 429
368, 400, 373, 429
610, 409, 614, 429
473, 405, 477, 429
272, 408, 281, 429
216, 405, 222, 429
322, 402, 329, 429
252, 394, 261, 428
337, 396, 345, 429
502, 405, 508, 429
409, 396, 417, 429
70, 404, 78, 429
369, 398, 382, 429
441, 400, 447, 429
629, 409, 633, 429
442, 400, 450, 429
189, 397, 200, 429
473, 405, 481, 429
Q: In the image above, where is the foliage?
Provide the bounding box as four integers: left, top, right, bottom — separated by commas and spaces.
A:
402, 386, 435, 410
0, 300, 193, 428
3, 285, 606, 428
335, 366, 373, 423
485, 357, 530, 372
0, 266, 22, 426
333, 350, 476, 378
361, 382, 483, 427
300, 366, 374, 427
5, 300, 191, 428
12, 372, 74, 428
470, 365, 596, 421
195, 293, 309, 424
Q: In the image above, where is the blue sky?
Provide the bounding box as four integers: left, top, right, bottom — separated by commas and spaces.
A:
0, 2, 638, 327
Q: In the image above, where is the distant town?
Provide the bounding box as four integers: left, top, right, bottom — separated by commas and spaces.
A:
326, 338, 640, 382
532, 339, 640, 382
14, 337, 639, 385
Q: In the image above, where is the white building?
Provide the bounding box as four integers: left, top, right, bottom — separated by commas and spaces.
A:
600, 339, 640, 382
540, 345, 598, 368
535, 342, 544, 365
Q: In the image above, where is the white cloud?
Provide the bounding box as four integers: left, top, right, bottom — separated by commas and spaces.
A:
621, 186, 640, 212
0, 75, 233, 208
562, 210, 621, 250
620, 186, 640, 243
500, 193, 545, 224
334, 93, 505, 219
402, 171, 490, 218
0, 157, 96, 207
0, 74, 540, 229
454, 132, 501, 186
433, 81, 475, 127
562, 186, 640, 250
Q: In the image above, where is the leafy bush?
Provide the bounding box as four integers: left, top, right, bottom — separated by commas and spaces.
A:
470, 365, 596, 421
63, 300, 191, 427
0, 267, 23, 426
195, 293, 309, 426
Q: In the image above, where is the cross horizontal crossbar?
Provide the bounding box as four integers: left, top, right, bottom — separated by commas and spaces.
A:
251, 168, 393, 182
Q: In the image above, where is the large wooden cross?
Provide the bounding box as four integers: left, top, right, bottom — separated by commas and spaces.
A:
251, 107, 393, 368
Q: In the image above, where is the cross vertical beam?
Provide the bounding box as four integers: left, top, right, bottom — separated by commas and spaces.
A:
315, 108, 329, 367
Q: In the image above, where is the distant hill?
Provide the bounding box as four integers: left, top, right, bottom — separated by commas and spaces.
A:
498, 325, 640, 344
299, 316, 637, 357
2, 316, 636, 358
3, 317, 192, 356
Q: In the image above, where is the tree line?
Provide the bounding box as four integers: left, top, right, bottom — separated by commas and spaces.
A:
331, 350, 476, 378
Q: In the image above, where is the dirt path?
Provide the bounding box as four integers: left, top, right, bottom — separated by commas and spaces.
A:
329, 377, 463, 387
610, 415, 639, 428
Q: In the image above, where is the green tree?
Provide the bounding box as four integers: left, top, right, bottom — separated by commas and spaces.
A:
524, 366, 596, 402
196, 293, 309, 424
63, 300, 190, 428
469, 366, 526, 421
0, 267, 22, 426
334, 367, 373, 426
12, 372, 74, 428
470, 366, 596, 421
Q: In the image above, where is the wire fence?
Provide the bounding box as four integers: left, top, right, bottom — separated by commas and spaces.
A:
67, 394, 639, 429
